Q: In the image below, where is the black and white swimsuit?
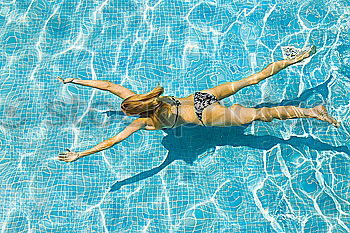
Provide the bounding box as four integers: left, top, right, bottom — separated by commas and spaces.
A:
194, 92, 219, 126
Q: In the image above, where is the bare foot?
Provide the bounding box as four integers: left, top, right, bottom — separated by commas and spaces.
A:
294, 45, 316, 62
312, 105, 340, 127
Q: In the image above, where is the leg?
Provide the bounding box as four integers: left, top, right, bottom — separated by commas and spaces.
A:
211, 103, 339, 127
254, 105, 339, 127
64, 78, 135, 99
201, 46, 316, 100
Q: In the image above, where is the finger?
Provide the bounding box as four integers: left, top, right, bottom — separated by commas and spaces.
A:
59, 152, 67, 155
57, 76, 64, 82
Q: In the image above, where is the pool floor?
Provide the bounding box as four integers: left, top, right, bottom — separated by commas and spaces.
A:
0, 0, 349, 232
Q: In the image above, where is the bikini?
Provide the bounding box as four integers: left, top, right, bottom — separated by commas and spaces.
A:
194, 92, 219, 126
170, 96, 181, 128
168, 92, 218, 128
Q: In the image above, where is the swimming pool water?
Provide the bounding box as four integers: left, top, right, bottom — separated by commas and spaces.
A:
0, 0, 349, 232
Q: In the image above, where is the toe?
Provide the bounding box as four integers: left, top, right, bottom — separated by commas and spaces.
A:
333, 120, 340, 128
310, 45, 316, 54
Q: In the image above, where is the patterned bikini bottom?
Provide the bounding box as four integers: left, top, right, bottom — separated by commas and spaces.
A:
194, 92, 219, 126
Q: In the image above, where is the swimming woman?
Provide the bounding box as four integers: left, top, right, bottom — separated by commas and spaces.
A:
58, 46, 339, 162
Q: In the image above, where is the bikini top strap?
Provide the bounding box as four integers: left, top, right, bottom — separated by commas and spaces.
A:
170, 96, 181, 106
170, 96, 180, 128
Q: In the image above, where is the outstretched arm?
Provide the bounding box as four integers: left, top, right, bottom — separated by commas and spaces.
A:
58, 118, 146, 162
57, 77, 135, 99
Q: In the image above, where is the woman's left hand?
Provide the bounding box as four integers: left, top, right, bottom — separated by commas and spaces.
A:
58, 149, 81, 162
57, 77, 78, 84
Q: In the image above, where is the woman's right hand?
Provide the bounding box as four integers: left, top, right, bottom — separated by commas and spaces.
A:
58, 149, 81, 162
57, 76, 78, 84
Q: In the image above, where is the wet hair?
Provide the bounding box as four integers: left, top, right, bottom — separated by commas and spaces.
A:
121, 86, 170, 128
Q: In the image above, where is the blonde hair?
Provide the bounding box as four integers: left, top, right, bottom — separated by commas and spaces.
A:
121, 86, 170, 128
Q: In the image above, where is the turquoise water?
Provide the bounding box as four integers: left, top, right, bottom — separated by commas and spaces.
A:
1, 0, 349, 232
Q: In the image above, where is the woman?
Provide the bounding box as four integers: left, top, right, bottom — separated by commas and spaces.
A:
58, 46, 339, 162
